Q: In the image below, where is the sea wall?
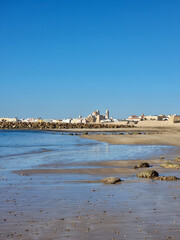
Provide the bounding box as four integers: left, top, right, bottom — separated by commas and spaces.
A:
0, 121, 134, 130
137, 121, 180, 127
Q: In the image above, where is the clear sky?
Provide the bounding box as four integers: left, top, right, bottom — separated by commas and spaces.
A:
1, 0, 180, 119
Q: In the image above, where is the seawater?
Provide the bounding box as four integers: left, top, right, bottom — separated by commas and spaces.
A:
0, 130, 177, 171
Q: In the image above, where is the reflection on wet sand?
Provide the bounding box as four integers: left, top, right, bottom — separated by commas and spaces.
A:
0, 130, 180, 240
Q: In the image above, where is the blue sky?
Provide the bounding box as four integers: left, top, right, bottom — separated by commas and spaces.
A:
1, 0, 180, 119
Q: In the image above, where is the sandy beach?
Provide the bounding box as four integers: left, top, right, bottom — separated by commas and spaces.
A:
0, 128, 180, 240
80, 128, 180, 146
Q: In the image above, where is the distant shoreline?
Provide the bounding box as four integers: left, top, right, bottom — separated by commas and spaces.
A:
81, 129, 180, 147
0, 125, 179, 133
1, 120, 180, 132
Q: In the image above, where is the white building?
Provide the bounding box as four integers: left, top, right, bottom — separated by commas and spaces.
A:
62, 119, 72, 123
0, 117, 18, 122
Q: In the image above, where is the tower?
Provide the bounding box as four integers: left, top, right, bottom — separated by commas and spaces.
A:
105, 110, 109, 119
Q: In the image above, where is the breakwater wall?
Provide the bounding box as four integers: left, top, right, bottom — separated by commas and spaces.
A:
0, 121, 134, 130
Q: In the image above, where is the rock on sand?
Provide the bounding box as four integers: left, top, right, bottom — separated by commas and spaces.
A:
138, 162, 150, 168
137, 170, 159, 179
161, 162, 180, 169
154, 176, 180, 181
100, 177, 121, 184
174, 156, 180, 162
132, 162, 150, 169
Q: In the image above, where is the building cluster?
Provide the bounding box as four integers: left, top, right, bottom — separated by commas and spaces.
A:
86, 109, 112, 123
0, 117, 61, 123
1, 111, 180, 124
126, 114, 180, 124
62, 109, 114, 124
0, 110, 113, 124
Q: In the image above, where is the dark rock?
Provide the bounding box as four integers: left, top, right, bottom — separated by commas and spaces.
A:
137, 170, 159, 179
100, 177, 121, 184
138, 162, 150, 168
132, 162, 150, 169
132, 165, 138, 169
154, 176, 180, 181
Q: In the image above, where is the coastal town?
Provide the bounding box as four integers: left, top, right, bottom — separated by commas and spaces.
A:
1, 1, 180, 240
0, 109, 180, 126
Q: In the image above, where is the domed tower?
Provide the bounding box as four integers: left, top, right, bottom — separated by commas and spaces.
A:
96, 110, 100, 115
105, 110, 109, 119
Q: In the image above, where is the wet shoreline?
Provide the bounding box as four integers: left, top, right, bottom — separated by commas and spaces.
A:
0, 130, 180, 240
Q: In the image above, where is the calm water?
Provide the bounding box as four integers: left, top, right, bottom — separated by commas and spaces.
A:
0, 130, 177, 171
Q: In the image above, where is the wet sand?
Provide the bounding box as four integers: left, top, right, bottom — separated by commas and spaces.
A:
81, 130, 180, 146
1, 129, 180, 240
13, 158, 180, 177
1, 174, 179, 240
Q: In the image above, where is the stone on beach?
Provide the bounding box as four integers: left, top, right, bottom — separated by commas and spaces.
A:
82, 132, 88, 135
161, 162, 180, 169
137, 170, 159, 179
138, 162, 150, 168
174, 156, 180, 162
137, 170, 179, 181
154, 176, 180, 181
100, 177, 121, 184
132, 162, 150, 169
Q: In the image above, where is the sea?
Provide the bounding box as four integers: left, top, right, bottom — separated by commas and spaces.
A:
0, 130, 177, 172
0, 130, 180, 240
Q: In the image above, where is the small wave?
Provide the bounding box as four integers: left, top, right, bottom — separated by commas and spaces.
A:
0, 148, 53, 158
75, 142, 99, 147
